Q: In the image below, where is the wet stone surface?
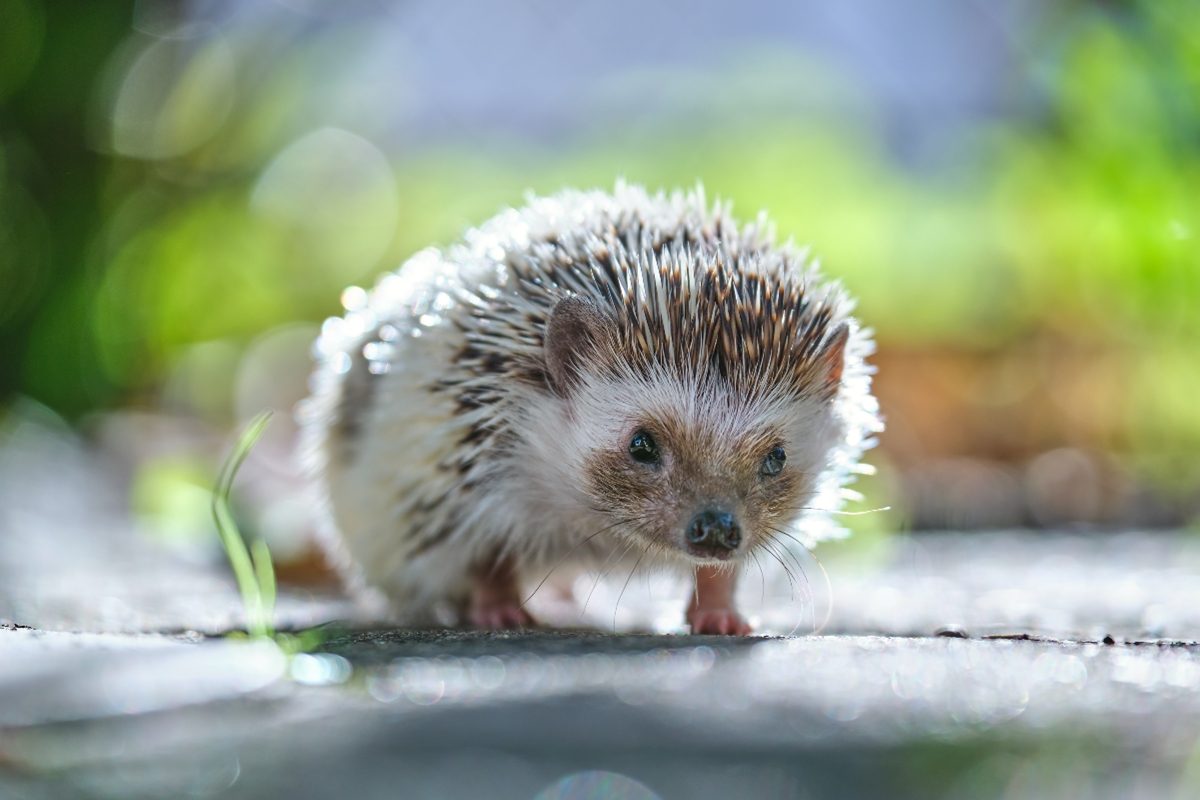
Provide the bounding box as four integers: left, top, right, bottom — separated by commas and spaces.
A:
4, 531, 1200, 799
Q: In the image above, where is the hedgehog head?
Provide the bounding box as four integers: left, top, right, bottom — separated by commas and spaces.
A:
535, 272, 852, 567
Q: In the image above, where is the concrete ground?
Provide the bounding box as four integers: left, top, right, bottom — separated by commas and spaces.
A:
3, 531, 1200, 799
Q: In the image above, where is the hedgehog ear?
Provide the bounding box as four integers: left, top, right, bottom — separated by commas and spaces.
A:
545, 295, 610, 396
815, 322, 850, 394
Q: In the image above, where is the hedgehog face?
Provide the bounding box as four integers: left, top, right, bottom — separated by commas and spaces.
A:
540, 294, 850, 566
564, 373, 842, 565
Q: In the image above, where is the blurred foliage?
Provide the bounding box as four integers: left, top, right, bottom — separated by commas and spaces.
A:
1, 0, 1198, 510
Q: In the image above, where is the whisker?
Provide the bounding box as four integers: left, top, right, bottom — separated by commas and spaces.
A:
780, 505, 891, 517
582, 535, 640, 617
767, 526, 814, 595
762, 533, 802, 591
758, 539, 797, 603
766, 527, 823, 626
766, 525, 834, 635
644, 550, 655, 603
763, 535, 811, 637
750, 549, 766, 609
645, 540, 668, 610
613, 549, 647, 632
520, 517, 627, 610
810, 547, 835, 635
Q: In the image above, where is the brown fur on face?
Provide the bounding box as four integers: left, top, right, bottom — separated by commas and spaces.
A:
582, 410, 810, 563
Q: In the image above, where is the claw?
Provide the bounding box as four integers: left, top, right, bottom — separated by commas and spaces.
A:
470, 603, 535, 630
688, 608, 752, 636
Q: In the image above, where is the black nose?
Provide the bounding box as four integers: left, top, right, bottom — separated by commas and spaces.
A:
686, 509, 741, 556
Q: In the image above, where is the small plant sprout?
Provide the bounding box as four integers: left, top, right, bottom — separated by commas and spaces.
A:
211, 410, 277, 639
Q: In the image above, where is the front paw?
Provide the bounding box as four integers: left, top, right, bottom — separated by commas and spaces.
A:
469, 603, 535, 631
687, 608, 752, 636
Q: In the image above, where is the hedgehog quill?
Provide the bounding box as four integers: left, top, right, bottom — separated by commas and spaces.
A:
299, 183, 881, 635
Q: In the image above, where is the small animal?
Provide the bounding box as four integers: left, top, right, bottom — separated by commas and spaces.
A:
298, 183, 881, 634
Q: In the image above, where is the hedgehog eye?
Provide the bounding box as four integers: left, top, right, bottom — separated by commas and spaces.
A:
760, 446, 786, 477
629, 430, 660, 465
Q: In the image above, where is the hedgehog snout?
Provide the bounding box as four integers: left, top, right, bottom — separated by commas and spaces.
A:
684, 509, 741, 560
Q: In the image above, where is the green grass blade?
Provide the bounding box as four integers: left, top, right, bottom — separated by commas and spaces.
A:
211, 411, 274, 638
251, 537, 277, 638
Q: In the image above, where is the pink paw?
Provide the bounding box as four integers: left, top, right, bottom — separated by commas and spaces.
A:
688, 608, 752, 636
469, 603, 535, 630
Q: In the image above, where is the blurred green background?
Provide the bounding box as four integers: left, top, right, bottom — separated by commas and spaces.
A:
1, 0, 1198, 570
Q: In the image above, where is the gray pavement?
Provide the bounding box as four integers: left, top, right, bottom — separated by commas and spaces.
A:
4, 531, 1200, 799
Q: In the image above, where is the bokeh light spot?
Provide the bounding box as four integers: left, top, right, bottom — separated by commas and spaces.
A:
534, 771, 662, 800
110, 31, 236, 159
251, 127, 399, 277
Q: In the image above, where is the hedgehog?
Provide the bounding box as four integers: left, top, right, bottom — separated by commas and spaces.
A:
297, 182, 881, 635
